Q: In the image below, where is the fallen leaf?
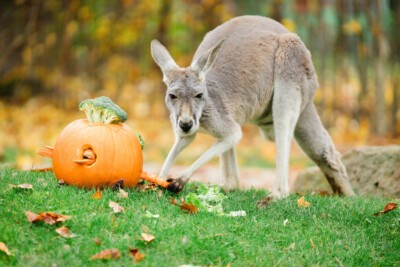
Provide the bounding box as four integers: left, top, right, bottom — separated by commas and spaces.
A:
90, 248, 121, 260
374, 202, 397, 216
157, 190, 163, 198
92, 188, 102, 199
144, 211, 160, 219
257, 196, 273, 208
9, 183, 33, 190
285, 242, 295, 250
129, 247, 145, 263
111, 179, 124, 191
283, 219, 289, 226
141, 233, 155, 243
118, 189, 128, 198
180, 202, 198, 214
297, 197, 311, 208
93, 237, 102, 246
25, 211, 39, 222
109, 201, 125, 213
25, 211, 71, 225
170, 198, 198, 214
56, 226, 75, 238
137, 181, 157, 191
0, 242, 12, 256
170, 198, 178, 206
310, 238, 315, 249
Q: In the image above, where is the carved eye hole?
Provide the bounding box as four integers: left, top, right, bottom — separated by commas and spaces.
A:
195, 93, 203, 99
169, 94, 177, 100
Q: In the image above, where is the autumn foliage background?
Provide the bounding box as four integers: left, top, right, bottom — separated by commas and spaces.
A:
0, 0, 399, 170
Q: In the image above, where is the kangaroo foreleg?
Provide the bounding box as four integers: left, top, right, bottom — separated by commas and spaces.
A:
167, 127, 242, 193
159, 134, 195, 179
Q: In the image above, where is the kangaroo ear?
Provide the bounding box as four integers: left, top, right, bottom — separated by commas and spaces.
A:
190, 39, 225, 80
151, 39, 179, 82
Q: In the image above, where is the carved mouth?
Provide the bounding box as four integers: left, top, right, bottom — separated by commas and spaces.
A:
73, 145, 97, 166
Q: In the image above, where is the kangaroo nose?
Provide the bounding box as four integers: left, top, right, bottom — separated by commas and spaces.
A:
179, 121, 193, 133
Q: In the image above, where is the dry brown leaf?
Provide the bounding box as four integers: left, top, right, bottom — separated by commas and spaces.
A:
180, 202, 198, 214
111, 179, 124, 191
129, 247, 145, 263
310, 238, 316, 249
92, 188, 102, 199
257, 196, 274, 208
9, 183, 33, 190
137, 181, 158, 191
374, 202, 397, 216
170, 198, 198, 214
118, 189, 128, 199
297, 197, 311, 208
25, 211, 71, 224
0, 242, 12, 256
109, 201, 125, 213
55, 226, 75, 238
93, 237, 102, 246
25, 211, 39, 222
141, 233, 155, 243
90, 248, 121, 260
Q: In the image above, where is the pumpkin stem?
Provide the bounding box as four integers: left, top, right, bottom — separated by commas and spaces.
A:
140, 171, 171, 188
37, 146, 54, 158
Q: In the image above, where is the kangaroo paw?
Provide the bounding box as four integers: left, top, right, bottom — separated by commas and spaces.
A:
166, 178, 185, 193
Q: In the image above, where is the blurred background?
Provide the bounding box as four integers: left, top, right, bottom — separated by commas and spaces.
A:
0, 0, 399, 171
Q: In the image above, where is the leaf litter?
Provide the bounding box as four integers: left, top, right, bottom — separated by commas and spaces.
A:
92, 188, 102, 199
25, 211, 71, 225
141, 233, 155, 243
129, 248, 145, 263
9, 183, 33, 190
373, 202, 397, 216
55, 226, 75, 238
0, 242, 12, 256
90, 248, 121, 260
109, 201, 125, 213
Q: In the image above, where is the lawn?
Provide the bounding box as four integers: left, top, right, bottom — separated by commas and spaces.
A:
0, 168, 399, 266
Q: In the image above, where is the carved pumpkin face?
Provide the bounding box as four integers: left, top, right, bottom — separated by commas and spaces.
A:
48, 119, 143, 188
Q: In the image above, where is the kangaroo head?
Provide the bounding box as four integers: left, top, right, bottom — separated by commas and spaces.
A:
151, 39, 224, 137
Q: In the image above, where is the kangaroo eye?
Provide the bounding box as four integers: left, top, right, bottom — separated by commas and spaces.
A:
169, 94, 177, 100
195, 93, 203, 99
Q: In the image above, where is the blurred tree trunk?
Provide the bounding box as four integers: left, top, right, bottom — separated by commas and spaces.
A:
157, 0, 172, 47
390, 0, 400, 137
373, 0, 389, 137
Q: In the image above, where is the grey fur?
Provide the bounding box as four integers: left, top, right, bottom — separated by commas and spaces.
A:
151, 15, 355, 197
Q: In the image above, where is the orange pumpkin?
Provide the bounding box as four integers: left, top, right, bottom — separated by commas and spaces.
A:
38, 119, 143, 188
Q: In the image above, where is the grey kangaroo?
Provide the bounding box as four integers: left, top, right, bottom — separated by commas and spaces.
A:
151, 15, 355, 199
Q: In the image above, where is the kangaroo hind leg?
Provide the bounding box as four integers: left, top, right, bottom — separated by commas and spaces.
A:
294, 103, 355, 196
271, 83, 302, 199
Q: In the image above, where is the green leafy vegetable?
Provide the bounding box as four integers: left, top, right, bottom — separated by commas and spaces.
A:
185, 184, 227, 215
79, 96, 128, 124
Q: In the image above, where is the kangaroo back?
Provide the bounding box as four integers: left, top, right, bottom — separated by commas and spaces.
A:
193, 15, 317, 124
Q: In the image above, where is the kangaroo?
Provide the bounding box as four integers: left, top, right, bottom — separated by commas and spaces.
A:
151, 15, 355, 199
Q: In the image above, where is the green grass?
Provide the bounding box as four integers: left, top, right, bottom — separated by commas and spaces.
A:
0, 168, 399, 266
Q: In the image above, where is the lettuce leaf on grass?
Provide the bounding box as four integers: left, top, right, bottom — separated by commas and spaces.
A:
185, 184, 227, 215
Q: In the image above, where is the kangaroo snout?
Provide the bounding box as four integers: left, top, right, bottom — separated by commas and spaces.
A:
178, 119, 193, 133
